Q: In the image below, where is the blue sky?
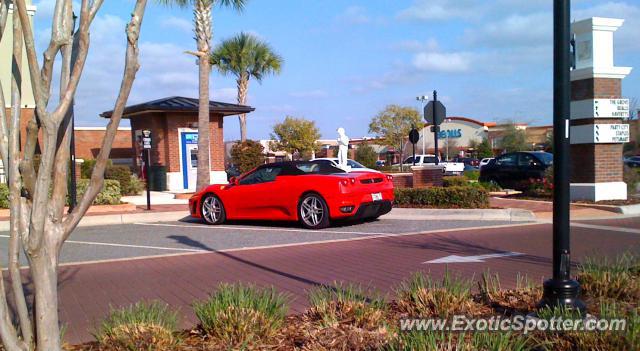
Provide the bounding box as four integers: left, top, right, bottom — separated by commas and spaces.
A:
33, 0, 640, 140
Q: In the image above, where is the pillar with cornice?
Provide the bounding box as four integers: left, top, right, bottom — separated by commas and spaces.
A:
570, 17, 632, 202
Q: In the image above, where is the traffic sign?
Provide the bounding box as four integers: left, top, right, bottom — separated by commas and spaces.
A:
409, 128, 420, 144
570, 98, 629, 119
424, 100, 446, 125
570, 123, 629, 144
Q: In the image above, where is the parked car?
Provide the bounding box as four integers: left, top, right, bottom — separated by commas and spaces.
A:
479, 158, 494, 169
375, 160, 386, 167
624, 156, 640, 168
401, 154, 465, 175
479, 151, 553, 190
311, 158, 380, 173
189, 161, 394, 229
453, 157, 480, 167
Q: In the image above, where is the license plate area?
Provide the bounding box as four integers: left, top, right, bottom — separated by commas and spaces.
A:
371, 192, 382, 201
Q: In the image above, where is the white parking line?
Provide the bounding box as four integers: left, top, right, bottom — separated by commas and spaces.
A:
133, 222, 391, 236
569, 222, 640, 234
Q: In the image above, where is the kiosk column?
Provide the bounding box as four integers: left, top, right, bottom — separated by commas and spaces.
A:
570, 17, 632, 202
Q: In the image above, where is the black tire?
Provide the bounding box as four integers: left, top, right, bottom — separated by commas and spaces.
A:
200, 194, 226, 225
298, 193, 330, 229
488, 177, 501, 188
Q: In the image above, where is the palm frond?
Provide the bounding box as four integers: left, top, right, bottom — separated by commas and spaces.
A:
210, 32, 283, 83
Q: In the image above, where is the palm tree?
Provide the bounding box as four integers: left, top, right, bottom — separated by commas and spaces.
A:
156, 0, 246, 190
211, 32, 283, 141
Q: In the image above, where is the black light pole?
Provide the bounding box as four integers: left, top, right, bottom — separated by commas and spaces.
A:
432, 90, 439, 166
69, 108, 77, 211
539, 0, 585, 313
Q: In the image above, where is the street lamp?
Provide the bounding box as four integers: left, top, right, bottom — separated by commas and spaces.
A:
538, 0, 585, 314
416, 95, 429, 153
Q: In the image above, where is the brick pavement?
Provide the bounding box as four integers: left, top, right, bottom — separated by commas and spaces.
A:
43, 220, 640, 344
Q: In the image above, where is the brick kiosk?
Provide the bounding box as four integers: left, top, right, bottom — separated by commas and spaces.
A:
101, 96, 254, 192
569, 18, 632, 201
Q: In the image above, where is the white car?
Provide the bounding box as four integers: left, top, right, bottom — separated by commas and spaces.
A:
311, 158, 380, 173
479, 158, 494, 169
402, 154, 465, 175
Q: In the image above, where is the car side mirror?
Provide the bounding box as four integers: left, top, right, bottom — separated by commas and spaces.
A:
229, 176, 238, 185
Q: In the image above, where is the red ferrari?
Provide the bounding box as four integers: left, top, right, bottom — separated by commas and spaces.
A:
189, 161, 394, 229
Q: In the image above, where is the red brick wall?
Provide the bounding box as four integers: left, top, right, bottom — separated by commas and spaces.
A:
412, 167, 443, 188
74, 129, 132, 160
392, 173, 413, 189
571, 78, 621, 100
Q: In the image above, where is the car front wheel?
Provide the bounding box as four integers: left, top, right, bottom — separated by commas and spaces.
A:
298, 193, 330, 229
200, 194, 226, 225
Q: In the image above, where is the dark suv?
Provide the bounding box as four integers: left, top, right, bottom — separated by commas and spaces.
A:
479, 151, 553, 190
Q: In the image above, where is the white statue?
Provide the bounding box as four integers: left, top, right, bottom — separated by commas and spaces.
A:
336, 127, 350, 171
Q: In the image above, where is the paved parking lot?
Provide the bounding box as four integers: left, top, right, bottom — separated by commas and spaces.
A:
0, 218, 516, 266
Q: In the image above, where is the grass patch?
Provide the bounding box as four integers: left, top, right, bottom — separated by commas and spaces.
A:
193, 283, 289, 348
94, 301, 179, 351
577, 252, 640, 302
395, 270, 483, 318
479, 272, 542, 314
297, 282, 391, 350
387, 331, 535, 351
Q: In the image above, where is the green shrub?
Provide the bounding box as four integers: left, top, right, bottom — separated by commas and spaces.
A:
230, 140, 265, 174
394, 186, 489, 209
355, 142, 379, 169
105, 165, 143, 196
624, 165, 640, 193
478, 181, 502, 192
464, 169, 480, 180
75, 179, 121, 205
95, 301, 179, 351
442, 175, 468, 187
81, 159, 112, 179
0, 184, 8, 209
193, 283, 289, 347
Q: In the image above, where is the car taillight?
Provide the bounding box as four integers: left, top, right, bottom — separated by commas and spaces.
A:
350, 178, 356, 185
386, 175, 393, 181
340, 179, 349, 186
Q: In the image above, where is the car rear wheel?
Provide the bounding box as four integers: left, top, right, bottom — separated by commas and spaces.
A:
298, 193, 330, 229
200, 194, 226, 225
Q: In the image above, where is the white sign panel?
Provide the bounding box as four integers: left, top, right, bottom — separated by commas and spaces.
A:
570, 99, 629, 119
571, 124, 629, 144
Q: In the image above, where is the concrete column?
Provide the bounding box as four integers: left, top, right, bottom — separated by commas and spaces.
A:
569, 17, 632, 201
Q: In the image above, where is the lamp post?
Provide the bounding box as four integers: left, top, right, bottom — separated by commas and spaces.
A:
416, 95, 428, 153
538, 0, 585, 313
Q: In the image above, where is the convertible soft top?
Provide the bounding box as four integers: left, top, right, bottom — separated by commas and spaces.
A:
255, 161, 347, 176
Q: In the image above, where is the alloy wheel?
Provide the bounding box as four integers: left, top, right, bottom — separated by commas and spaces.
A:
301, 196, 324, 227
202, 196, 222, 224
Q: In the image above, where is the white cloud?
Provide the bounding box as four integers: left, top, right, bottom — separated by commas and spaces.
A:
336, 6, 371, 25
289, 89, 328, 98
160, 16, 192, 34
212, 88, 238, 103
393, 38, 440, 52
396, 0, 481, 21
412, 52, 472, 72
465, 12, 550, 48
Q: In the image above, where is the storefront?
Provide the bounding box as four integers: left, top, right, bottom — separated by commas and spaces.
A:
101, 96, 253, 192
410, 117, 495, 157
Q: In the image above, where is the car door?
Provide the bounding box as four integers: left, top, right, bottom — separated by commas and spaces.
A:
227, 166, 284, 219
492, 153, 519, 188
518, 153, 546, 186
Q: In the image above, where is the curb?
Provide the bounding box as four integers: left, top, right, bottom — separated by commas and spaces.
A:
381, 208, 536, 222
0, 207, 537, 231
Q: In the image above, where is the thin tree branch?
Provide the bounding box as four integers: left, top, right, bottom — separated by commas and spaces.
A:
18, 118, 38, 198
0, 0, 11, 169
9, 5, 33, 346
13, 0, 47, 121
64, 0, 147, 237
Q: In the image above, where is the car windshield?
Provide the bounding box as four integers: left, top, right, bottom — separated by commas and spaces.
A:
347, 160, 365, 168
535, 153, 553, 165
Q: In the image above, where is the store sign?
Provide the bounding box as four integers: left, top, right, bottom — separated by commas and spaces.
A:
570, 124, 629, 144
570, 98, 629, 119
437, 128, 462, 139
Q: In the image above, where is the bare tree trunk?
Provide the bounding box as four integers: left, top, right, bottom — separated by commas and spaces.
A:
237, 76, 248, 141
194, 0, 212, 191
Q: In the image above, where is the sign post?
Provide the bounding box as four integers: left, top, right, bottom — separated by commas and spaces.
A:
409, 127, 419, 166
142, 130, 152, 211
424, 90, 446, 165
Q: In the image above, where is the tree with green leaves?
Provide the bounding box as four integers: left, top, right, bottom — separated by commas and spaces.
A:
498, 122, 528, 153
355, 142, 378, 169
270, 116, 320, 160
472, 137, 494, 158
368, 105, 421, 169
155, 0, 246, 191
211, 32, 283, 141
230, 140, 265, 173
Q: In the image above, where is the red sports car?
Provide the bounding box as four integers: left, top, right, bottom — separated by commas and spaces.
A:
189, 161, 394, 229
